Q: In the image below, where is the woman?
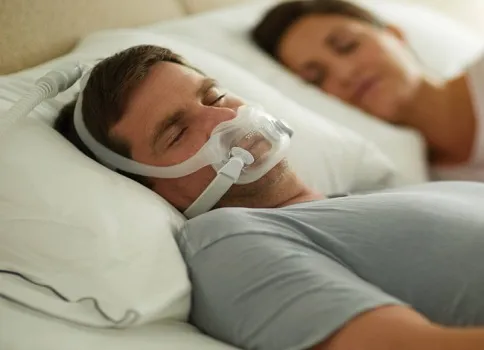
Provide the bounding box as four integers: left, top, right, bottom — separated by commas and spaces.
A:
252, 0, 484, 181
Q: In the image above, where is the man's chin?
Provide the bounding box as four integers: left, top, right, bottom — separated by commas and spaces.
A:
215, 159, 295, 208
264, 159, 290, 183
231, 159, 291, 191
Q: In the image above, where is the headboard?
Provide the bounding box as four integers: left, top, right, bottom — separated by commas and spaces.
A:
0, 0, 253, 75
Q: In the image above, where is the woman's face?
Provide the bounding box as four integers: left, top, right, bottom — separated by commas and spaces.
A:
278, 14, 423, 122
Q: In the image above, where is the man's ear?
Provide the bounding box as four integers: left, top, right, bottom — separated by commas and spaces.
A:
385, 24, 406, 42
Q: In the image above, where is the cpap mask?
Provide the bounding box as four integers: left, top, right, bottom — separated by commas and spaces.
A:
2, 62, 293, 218
72, 70, 294, 218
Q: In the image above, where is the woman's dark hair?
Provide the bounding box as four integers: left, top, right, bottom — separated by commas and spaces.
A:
251, 0, 385, 59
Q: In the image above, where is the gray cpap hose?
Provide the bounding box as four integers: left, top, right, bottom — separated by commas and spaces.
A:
0, 62, 89, 135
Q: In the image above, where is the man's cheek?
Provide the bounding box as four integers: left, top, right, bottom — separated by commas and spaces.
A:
190, 166, 217, 194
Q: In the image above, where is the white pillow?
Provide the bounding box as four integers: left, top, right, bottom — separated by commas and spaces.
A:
0, 30, 398, 330
147, 0, 484, 184
358, 0, 484, 78
0, 119, 190, 328
1, 42, 194, 330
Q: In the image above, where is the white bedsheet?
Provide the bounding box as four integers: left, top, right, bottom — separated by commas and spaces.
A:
0, 299, 238, 350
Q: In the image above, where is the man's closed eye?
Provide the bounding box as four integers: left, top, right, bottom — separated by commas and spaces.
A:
169, 126, 188, 147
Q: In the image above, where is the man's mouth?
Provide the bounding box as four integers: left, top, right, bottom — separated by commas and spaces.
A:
235, 135, 271, 165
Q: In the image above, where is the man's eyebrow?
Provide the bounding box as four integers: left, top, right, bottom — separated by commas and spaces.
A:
149, 77, 218, 149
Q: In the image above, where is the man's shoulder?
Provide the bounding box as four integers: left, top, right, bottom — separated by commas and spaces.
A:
176, 204, 312, 260
187, 206, 261, 233
176, 207, 271, 258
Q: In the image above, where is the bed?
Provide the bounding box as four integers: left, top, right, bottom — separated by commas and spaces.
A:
1, 1, 483, 349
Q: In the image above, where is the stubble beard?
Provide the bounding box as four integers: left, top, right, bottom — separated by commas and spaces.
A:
216, 159, 295, 209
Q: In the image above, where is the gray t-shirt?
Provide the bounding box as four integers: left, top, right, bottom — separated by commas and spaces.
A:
176, 182, 484, 350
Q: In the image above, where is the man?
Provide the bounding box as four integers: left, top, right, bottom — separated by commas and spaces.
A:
55, 44, 484, 350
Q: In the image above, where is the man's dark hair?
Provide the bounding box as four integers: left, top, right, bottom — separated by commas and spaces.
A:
54, 45, 198, 187
251, 0, 385, 60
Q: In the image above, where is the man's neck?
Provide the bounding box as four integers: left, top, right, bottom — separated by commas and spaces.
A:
275, 187, 323, 208
218, 169, 324, 210
395, 76, 475, 165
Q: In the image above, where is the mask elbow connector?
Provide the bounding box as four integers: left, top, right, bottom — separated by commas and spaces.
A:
220, 147, 254, 181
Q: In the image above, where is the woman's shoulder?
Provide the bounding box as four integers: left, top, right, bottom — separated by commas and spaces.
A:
465, 53, 484, 92
467, 53, 484, 72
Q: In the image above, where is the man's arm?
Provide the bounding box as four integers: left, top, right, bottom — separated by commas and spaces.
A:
314, 305, 484, 350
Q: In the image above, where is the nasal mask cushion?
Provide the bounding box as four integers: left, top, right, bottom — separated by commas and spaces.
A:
73, 70, 293, 216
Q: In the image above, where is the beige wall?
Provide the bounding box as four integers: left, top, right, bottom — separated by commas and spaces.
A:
0, 0, 186, 74
358, 0, 484, 36
181, 0, 253, 13
1, 0, 482, 74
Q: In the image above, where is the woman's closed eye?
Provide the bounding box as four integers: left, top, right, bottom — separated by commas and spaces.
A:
309, 71, 325, 87
303, 66, 326, 87
327, 30, 360, 55
335, 39, 359, 54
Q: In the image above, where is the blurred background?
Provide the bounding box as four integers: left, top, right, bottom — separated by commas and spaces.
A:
357, 0, 484, 35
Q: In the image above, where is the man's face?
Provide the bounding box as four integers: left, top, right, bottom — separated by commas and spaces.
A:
111, 62, 292, 211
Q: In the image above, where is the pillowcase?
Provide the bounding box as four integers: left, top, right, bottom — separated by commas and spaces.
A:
0, 117, 190, 328
359, 0, 484, 78
0, 29, 399, 327
148, 0, 484, 184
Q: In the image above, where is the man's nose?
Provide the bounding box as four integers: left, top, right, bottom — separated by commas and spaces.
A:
202, 106, 238, 135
